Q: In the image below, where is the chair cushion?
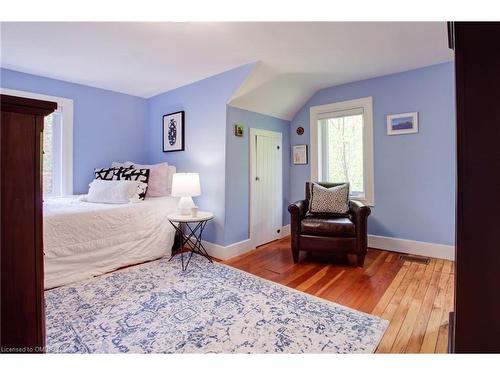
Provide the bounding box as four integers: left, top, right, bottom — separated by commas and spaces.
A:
301, 216, 356, 237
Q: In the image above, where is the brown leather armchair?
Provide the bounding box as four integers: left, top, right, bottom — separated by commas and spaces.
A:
288, 182, 371, 267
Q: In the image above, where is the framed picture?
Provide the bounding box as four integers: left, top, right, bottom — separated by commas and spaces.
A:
293, 145, 308, 165
387, 112, 418, 135
234, 124, 244, 137
163, 111, 185, 152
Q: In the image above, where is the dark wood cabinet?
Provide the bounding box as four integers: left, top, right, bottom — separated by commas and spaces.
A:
0, 94, 57, 353
449, 22, 500, 353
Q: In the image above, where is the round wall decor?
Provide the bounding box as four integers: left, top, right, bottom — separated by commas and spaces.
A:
296, 126, 304, 135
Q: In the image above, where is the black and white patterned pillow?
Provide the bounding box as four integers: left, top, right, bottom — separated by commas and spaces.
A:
94, 167, 124, 180
120, 168, 150, 200
309, 183, 350, 214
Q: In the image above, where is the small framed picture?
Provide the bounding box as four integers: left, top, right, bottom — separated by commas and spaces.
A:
387, 112, 418, 135
234, 124, 244, 137
293, 145, 308, 165
163, 111, 185, 152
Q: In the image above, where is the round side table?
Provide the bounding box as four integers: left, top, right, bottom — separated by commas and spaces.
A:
167, 211, 214, 271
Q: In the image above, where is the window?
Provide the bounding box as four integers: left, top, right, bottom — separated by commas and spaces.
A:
43, 111, 63, 196
310, 97, 374, 205
0, 88, 73, 196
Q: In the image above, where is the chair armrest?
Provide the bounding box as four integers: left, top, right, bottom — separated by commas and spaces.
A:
350, 200, 371, 220
288, 200, 308, 236
288, 200, 308, 260
288, 199, 308, 219
350, 200, 371, 248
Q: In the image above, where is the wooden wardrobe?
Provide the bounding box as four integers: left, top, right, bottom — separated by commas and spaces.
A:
448, 22, 500, 353
0, 94, 57, 353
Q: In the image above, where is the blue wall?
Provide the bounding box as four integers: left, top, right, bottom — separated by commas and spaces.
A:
290, 62, 456, 245
225, 106, 291, 245
2, 61, 456, 247
0, 68, 148, 194
146, 63, 256, 244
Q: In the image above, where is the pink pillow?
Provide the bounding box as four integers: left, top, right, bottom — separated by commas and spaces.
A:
128, 162, 173, 197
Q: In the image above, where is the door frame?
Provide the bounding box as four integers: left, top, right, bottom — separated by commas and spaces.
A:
249, 128, 283, 248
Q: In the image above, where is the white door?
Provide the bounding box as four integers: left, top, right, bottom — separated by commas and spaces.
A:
250, 128, 283, 247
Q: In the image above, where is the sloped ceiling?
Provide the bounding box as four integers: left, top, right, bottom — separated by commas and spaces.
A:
1, 22, 453, 120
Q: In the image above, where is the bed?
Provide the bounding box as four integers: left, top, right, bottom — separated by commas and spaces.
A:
43, 195, 178, 289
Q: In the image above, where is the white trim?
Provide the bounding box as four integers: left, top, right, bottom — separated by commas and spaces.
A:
249, 128, 282, 139
310, 97, 375, 206
249, 128, 283, 247
279, 224, 290, 239
203, 224, 290, 260
368, 234, 455, 261
202, 238, 254, 261
204, 229, 455, 261
0, 87, 74, 195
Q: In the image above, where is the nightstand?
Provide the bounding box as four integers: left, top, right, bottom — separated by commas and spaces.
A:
167, 211, 214, 271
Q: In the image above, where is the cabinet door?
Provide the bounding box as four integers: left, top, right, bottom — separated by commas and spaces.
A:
0, 111, 44, 351
454, 22, 500, 353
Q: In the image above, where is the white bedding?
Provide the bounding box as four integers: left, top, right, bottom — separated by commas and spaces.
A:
43, 195, 178, 289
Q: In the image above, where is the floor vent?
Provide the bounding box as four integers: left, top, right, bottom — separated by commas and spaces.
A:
398, 254, 431, 265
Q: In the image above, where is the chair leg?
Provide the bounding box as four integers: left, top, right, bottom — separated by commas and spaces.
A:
292, 248, 300, 263
356, 253, 366, 267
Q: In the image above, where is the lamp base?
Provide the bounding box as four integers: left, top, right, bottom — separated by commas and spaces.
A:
177, 196, 195, 215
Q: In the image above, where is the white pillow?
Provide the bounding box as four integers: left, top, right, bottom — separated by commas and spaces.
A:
111, 161, 134, 168
86, 180, 146, 204
111, 161, 122, 168
127, 161, 175, 197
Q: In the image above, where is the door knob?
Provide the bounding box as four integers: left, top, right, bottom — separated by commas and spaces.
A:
255, 177, 260, 181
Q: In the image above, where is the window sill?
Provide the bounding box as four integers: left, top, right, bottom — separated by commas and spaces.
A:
350, 197, 374, 207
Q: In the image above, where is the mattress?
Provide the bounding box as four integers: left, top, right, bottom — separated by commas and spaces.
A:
43, 195, 178, 289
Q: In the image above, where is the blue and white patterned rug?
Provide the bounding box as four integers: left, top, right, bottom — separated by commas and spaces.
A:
45, 254, 388, 353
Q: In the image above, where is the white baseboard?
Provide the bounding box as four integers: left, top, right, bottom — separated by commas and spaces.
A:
279, 224, 290, 238
203, 224, 291, 260
204, 230, 455, 261
202, 238, 253, 260
368, 234, 455, 261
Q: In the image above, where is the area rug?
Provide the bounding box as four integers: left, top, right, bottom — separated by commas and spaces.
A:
45, 254, 388, 353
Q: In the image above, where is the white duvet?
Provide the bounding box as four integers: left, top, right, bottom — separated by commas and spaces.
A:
43, 196, 178, 289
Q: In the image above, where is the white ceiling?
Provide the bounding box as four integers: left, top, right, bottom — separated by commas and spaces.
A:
1, 22, 453, 120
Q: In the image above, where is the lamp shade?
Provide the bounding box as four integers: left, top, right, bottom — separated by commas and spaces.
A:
171, 173, 201, 197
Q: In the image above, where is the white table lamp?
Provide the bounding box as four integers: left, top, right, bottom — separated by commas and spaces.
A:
171, 173, 201, 215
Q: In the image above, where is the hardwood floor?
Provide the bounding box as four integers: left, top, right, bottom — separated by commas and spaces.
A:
223, 237, 455, 354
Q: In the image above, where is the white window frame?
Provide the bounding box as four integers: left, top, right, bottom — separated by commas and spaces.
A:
1, 87, 74, 196
310, 96, 375, 206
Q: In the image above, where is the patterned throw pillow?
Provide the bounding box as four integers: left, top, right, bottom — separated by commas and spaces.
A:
120, 168, 150, 200
130, 182, 149, 203
309, 183, 350, 214
94, 167, 123, 180
126, 162, 171, 197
